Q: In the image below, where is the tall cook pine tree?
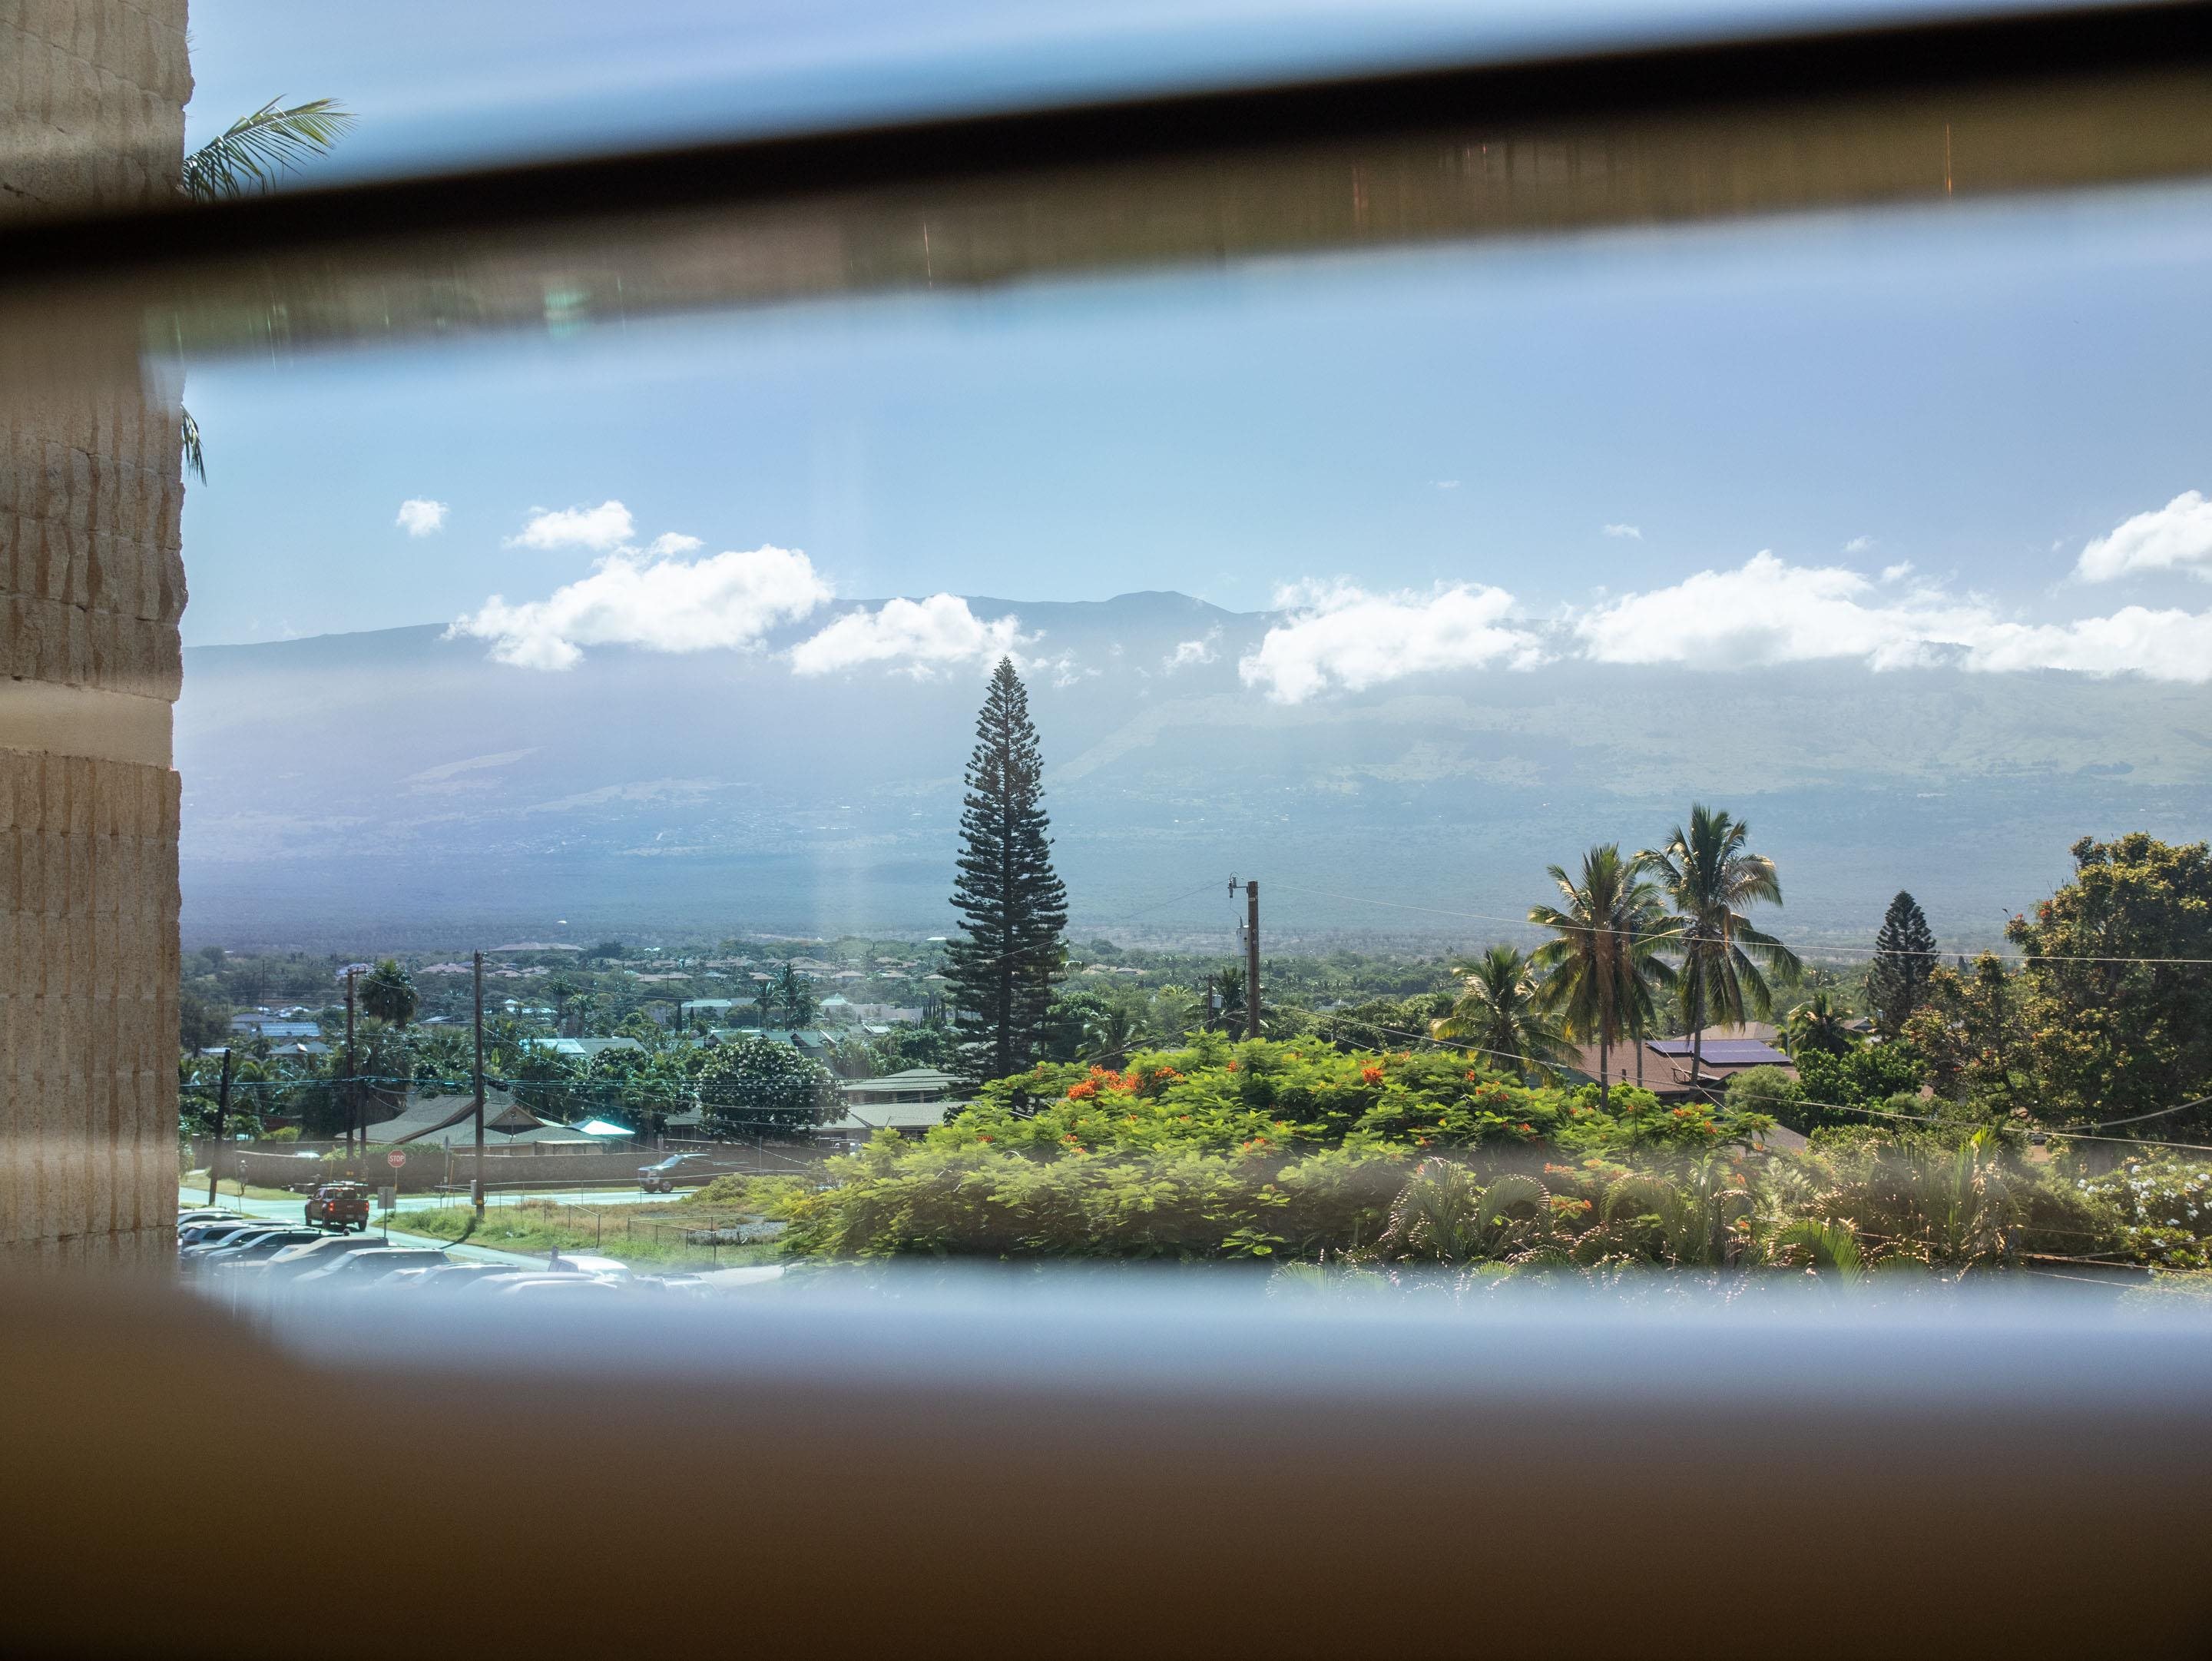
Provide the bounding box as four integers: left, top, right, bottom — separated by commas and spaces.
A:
945, 658, 1069, 1082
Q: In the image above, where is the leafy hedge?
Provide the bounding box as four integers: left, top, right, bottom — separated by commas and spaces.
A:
778, 1036, 2179, 1275
783, 1036, 1773, 1261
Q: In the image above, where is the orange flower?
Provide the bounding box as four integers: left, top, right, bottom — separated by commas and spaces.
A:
1361, 1064, 1386, 1085
1518, 1122, 1534, 1134
1066, 1081, 1099, 1101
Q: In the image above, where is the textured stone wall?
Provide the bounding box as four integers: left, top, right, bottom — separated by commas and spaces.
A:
1, 0, 190, 1267
0, 0, 191, 221
0, 751, 179, 1266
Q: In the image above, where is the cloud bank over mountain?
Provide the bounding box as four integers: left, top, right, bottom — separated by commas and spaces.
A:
442, 491, 2212, 694
180, 585, 2212, 950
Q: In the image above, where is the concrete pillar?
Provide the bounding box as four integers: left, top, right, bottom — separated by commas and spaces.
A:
2, 0, 192, 1268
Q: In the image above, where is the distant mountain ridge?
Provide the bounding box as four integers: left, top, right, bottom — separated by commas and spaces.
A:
177, 591, 2212, 953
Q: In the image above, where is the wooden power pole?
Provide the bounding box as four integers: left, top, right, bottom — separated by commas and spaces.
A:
472, 949, 486, 1218
1245, 880, 1260, 1041
344, 966, 358, 1169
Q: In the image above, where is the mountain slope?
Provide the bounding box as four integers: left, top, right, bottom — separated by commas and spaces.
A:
177, 592, 2212, 951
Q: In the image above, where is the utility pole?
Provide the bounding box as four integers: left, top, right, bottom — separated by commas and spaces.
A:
205, 1046, 233, 1207
344, 967, 358, 1172
472, 949, 486, 1218
1245, 880, 1261, 1041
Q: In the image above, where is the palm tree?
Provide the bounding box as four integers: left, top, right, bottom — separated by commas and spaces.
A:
1529, 845, 1677, 1108
1430, 944, 1576, 1083
356, 958, 418, 1027
750, 980, 775, 1029
1148, 984, 1203, 1046
1641, 804, 1803, 1092
1784, 992, 1853, 1058
777, 963, 817, 1029
177, 98, 356, 480
1084, 1000, 1144, 1068
1214, 964, 1247, 1032
1620, 893, 1677, 1089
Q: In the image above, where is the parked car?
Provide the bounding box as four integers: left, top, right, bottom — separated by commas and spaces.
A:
230, 1232, 403, 1281
407, 1263, 512, 1295
495, 1276, 624, 1298
176, 1208, 241, 1229
189, 1228, 323, 1271
637, 1274, 713, 1297
291, 1247, 451, 1289
180, 1223, 292, 1258
303, 1182, 370, 1232
177, 1218, 267, 1250
637, 1153, 707, 1194
448, 1271, 621, 1298
545, 1254, 631, 1281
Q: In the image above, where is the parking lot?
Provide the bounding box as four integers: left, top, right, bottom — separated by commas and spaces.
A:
175, 1189, 780, 1301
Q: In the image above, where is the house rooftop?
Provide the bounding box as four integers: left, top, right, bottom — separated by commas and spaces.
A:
1647, 1039, 1793, 1068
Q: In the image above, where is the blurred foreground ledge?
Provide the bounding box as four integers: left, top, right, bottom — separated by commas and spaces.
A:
7, 1268, 2212, 1660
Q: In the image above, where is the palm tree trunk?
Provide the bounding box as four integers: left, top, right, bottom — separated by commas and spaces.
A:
1598, 1031, 1610, 1109
1687, 962, 1707, 1102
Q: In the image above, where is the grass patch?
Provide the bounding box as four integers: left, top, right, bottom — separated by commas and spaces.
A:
180, 1175, 311, 1205
399, 1200, 781, 1270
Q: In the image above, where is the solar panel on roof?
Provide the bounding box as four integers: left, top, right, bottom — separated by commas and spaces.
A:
1649, 1039, 1790, 1065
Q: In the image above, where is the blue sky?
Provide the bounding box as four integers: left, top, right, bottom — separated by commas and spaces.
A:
182, 179, 2212, 701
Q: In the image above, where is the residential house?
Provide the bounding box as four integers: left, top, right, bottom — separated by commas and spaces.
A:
372, 1089, 603, 1150
842, 1067, 961, 1105
523, 1036, 646, 1062
704, 1028, 836, 1059
1565, 1026, 1796, 1102
230, 1015, 319, 1041
813, 1067, 966, 1146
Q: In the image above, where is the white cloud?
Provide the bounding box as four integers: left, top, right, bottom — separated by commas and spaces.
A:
1435, 479, 1460, 491
1879, 561, 1914, 583
2075, 491, 2212, 584
1164, 631, 1220, 671
1844, 535, 1876, 555
790, 595, 1028, 679
506, 499, 636, 552
1601, 523, 1643, 540
1959, 608, 2212, 681
1574, 550, 2212, 682
396, 498, 448, 537
450, 545, 831, 671
1238, 582, 1545, 703
1577, 552, 1988, 670
647, 532, 703, 557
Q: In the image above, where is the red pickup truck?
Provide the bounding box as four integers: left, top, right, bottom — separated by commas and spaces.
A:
303, 1182, 371, 1232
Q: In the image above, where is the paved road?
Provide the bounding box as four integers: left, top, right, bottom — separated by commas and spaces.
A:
192, 1183, 693, 1215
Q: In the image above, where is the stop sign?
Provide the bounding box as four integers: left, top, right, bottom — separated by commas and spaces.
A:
386, 1151, 406, 1169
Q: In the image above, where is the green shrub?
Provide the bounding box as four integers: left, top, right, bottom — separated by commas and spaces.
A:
2077, 1159, 2212, 1269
